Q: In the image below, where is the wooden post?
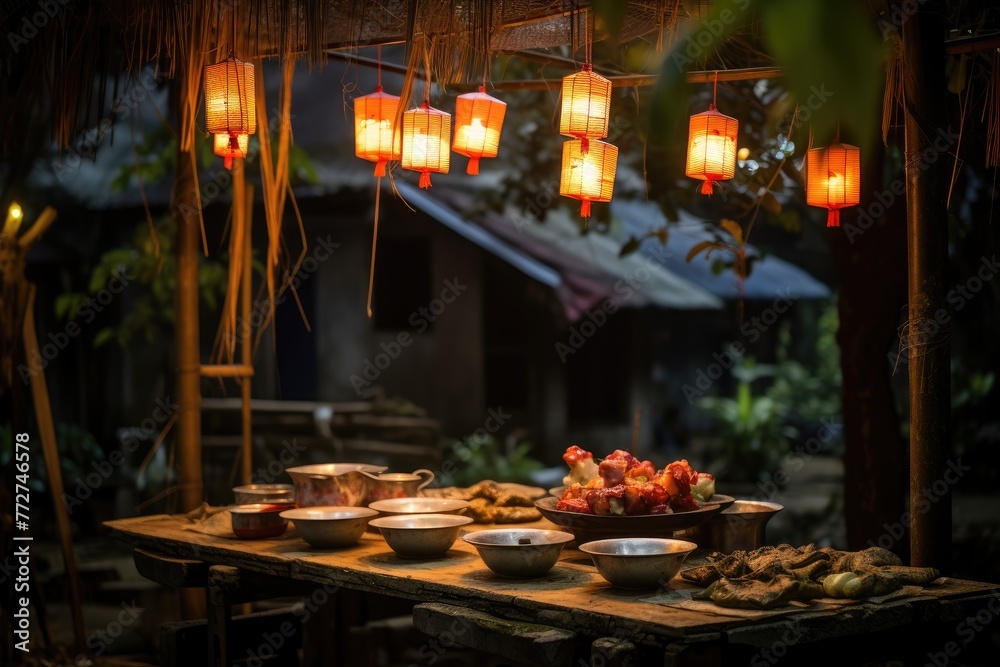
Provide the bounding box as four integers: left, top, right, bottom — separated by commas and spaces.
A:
172, 86, 203, 514
902, 0, 951, 570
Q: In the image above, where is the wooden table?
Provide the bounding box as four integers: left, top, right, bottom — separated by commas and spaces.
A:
106, 515, 1000, 666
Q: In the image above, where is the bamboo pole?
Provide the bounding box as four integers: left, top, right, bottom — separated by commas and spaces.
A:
240, 177, 255, 485
902, 0, 951, 571
22, 286, 86, 653
200, 364, 255, 378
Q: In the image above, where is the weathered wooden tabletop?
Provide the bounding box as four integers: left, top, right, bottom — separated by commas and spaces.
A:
104, 514, 1000, 651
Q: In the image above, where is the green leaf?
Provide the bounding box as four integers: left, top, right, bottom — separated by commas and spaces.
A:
93, 328, 115, 348
720, 219, 744, 243
592, 0, 627, 45
619, 236, 642, 257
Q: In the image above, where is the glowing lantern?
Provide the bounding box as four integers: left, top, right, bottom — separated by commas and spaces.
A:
354, 86, 402, 177
686, 108, 738, 195
402, 102, 451, 189
212, 132, 249, 170
560, 64, 612, 149
806, 143, 861, 227
560, 138, 618, 218
452, 86, 506, 175
204, 56, 256, 170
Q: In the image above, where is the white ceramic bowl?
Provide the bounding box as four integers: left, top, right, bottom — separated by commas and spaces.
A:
280, 506, 378, 548
369, 514, 474, 558
368, 498, 469, 516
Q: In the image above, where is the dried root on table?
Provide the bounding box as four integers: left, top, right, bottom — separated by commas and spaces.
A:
683, 544, 940, 609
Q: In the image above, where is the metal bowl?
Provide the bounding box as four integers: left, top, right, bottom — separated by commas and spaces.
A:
695, 494, 736, 510
233, 483, 295, 505
286, 463, 388, 507
579, 538, 697, 589
368, 498, 469, 516
230, 504, 289, 539
280, 506, 378, 548
677, 500, 783, 552
369, 514, 474, 559
462, 529, 574, 578
534, 496, 723, 545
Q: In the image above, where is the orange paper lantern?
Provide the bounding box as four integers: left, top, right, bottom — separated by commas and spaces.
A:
560, 64, 611, 149
806, 143, 861, 227
686, 108, 738, 195
560, 138, 618, 218
204, 56, 256, 170
213, 132, 249, 169
355, 86, 402, 177
452, 86, 506, 175
402, 102, 451, 189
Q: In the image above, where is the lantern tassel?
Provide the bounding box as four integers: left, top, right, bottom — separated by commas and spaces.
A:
419, 171, 432, 189
701, 180, 714, 195
580, 199, 591, 217
224, 156, 233, 170
581, 137, 589, 155
374, 159, 388, 177
828, 209, 840, 228
466, 157, 480, 175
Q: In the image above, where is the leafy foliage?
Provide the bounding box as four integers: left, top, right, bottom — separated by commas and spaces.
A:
438, 433, 544, 487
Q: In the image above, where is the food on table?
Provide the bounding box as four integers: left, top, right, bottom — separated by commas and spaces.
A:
422, 480, 544, 523
555, 447, 715, 516
683, 544, 940, 609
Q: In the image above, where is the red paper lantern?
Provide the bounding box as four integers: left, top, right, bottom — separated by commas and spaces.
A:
686, 108, 738, 195
452, 86, 506, 175
806, 143, 861, 227
355, 86, 402, 177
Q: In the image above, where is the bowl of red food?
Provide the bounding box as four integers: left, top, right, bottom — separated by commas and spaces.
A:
535, 448, 725, 544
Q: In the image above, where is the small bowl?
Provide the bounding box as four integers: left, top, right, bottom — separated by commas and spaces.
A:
369, 514, 474, 559
463, 529, 574, 578
578, 538, 697, 589
368, 498, 469, 516
233, 483, 295, 505
230, 504, 289, 539
280, 506, 378, 548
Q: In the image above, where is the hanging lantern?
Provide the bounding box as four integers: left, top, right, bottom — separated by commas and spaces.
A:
559, 64, 612, 150
212, 132, 249, 170
401, 102, 451, 189
806, 143, 861, 227
686, 108, 738, 195
452, 86, 506, 175
354, 86, 402, 177
204, 56, 256, 170
560, 138, 618, 218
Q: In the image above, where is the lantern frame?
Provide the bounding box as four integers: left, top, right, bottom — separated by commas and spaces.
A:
452, 86, 506, 175
354, 85, 402, 177
401, 101, 452, 189
559, 64, 612, 146
806, 142, 861, 227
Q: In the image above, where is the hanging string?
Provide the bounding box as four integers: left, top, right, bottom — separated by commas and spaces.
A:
585, 5, 592, 66
377, 44, 382, 89
367, 177, 381, 318
711, 70, 718, 110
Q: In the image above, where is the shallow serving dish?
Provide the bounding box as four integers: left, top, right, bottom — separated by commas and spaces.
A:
462, 529, 574, 578
369, 514, 473, 559
579, 538, 697, 589
368, 498, 469, 516
230, 504, 289, 539
280, 506, 378, 548
534, 496, 723, 545
233, 483, 295, 505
